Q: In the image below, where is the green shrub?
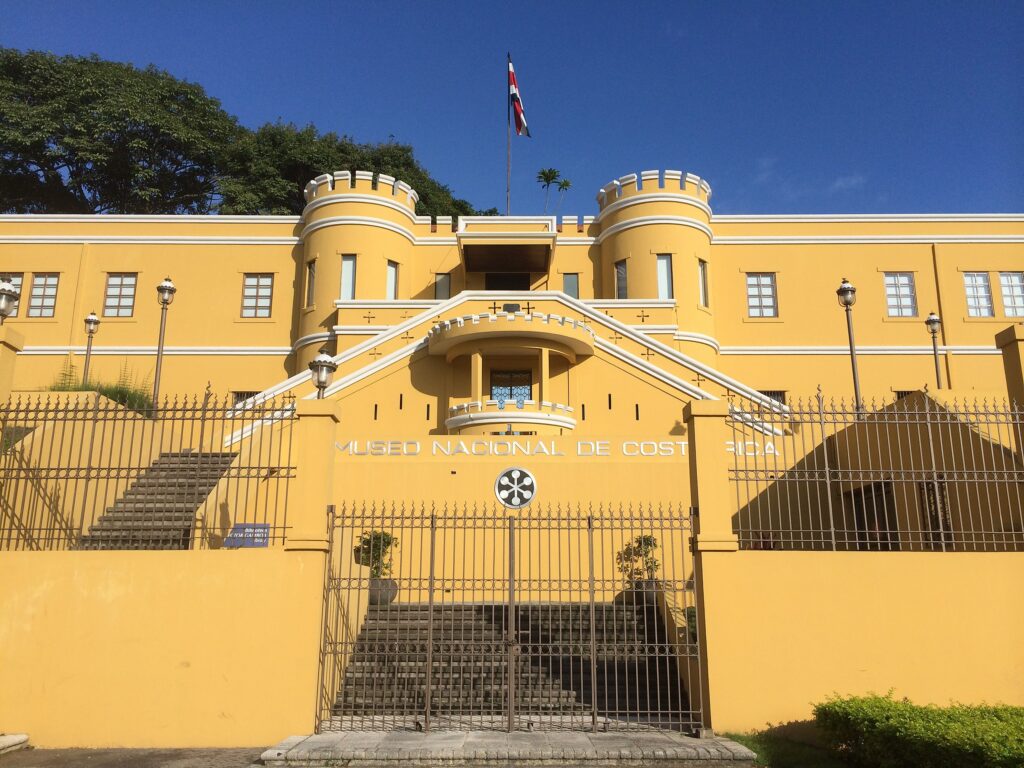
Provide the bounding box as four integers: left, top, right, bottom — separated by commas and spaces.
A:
813, 694, 1024, 768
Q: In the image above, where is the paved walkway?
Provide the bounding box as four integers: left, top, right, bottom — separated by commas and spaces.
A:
0, 748, 261, 768
263, 730, 756, 766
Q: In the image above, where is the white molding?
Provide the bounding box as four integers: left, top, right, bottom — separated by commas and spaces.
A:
713, 214, 1024, 223
0, 214, 300, 223
301, 215, 417, 244
0, 235, 299, 245
719, 344, 1000, 356
596, 338, 713, 401
20, 345, 291, 356
300, 193, 418, 223
585, 299, 676, 309
595, 192, 713, 223
445, 410, 576, 431
556, 237, 597, 245
628, 325, 678, 334
674, 332, 722, 353
316, 340, 425, 399
332, 325, 389, 335
596, 215, 714, 243
334, 299, 442, 309
457, 215, 556, 232
713, 235, 1024, 245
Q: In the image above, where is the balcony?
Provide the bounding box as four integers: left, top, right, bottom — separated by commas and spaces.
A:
446, 399, 576, 435
427, 311, 596, 362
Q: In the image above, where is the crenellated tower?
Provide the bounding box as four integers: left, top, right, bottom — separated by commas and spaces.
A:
595, 169, 716, 362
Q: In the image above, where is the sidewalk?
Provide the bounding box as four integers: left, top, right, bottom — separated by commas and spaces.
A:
0, 748, 262, 768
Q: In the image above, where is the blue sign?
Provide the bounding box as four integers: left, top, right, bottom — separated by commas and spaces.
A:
224, 523, 270, 548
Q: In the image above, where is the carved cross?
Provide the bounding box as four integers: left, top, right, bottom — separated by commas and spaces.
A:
401, 331, 415, 342
524, 302, 534, 314
400, 311, 412, 321
693, 372, 707, 386
489, 302, 501, 314
636, 310, 650, 323
610, 331, 623, 344
369, 348, 382, 359
641, 348, 655, 360
362, 312, 376, 324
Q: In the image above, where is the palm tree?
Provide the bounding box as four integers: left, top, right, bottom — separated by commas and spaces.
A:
555, 178, 572, 213
537, 168, 561, 213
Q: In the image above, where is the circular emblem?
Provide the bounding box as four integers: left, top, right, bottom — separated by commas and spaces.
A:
494, 467, 537, 509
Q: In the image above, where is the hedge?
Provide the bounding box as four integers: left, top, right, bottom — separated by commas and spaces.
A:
813, 694, 1024, 768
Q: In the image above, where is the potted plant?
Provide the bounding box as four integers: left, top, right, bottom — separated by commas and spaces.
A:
614, 534, 661, 605
353, 530, 399, 605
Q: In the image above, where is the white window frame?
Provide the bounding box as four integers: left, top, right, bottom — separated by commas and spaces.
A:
340, 255, 356, 301
884, 272, 918, 317
0, 272, 22, 317
745, 273, 777, 318
241, 273, 273, 318
103, 273, 137, 318
698, 259, 709, 308
963, 272, 994, 318
305, 260, 317, 307
27, 273, 59, 318
615, 260, 628, 300
385, 260, 399, 300
562, 272, 579, 299
1000, 272, 1024, 317
434, 272, 451, 301
656, 254, 674, 300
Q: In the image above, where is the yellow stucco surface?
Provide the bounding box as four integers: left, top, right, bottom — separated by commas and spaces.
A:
699, 551, 1024, 732
0, 549, 324, 747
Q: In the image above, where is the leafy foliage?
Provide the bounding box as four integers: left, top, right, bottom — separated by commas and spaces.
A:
50, 359, 153, 412
0, 48, 240, 214
536, 167, 561, 213
615, 534, 660, 585
353, 530, 399, 578
0, 49, 482, 217
814, 694, 1024, 768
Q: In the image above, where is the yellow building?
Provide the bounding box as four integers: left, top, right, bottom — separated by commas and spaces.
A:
1, 170, 1023, 748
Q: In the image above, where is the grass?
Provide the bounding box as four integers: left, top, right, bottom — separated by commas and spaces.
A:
49, 360, 153, 413
725, 729, 848, 768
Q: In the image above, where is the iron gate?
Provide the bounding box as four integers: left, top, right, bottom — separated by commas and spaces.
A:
317, 502, 702, 733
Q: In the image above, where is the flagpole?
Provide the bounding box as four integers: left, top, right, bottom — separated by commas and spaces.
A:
506, 53, 511, 216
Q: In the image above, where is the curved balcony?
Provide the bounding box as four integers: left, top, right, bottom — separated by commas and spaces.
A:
428, 312, 595, 363
446, 399, 576, 435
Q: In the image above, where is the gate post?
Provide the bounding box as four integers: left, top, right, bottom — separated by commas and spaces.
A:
0, 326, 24, 402
683, 400, 737, 735
286, 399, 340, 552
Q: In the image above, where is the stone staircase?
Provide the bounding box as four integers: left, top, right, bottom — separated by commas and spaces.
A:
332, 600, 687, 723
76, 450, 237, 550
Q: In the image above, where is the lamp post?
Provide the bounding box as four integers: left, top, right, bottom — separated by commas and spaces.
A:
82, 312, 100, 386
0, 278, 19, 325
836, 278, 863, 409
308, 349, 338, 399
925, 312, 942, 389
152, 277, 176, 405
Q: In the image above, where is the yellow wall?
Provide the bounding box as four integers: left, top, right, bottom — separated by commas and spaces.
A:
699, 551, 1024, 732
0, 549, 324, 747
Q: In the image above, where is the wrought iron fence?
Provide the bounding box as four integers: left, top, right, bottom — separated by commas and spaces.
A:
318, 502, 701, 733
728, 391, 1024, 551
0, 392, 296, 550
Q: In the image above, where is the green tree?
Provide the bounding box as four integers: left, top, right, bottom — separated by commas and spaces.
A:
0, 48, 240, 214
536, 168, 561, 213
555, 178, 572, 213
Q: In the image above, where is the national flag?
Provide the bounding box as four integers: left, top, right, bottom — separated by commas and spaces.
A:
508, 55, 530, 138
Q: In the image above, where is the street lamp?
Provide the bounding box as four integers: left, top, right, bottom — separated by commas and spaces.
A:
0, 278, 19, 325
82, 312, 100, 386
152, 277, 177, 405
836, 278, 863, 409
308, 349, 338, 399
925, 312, 942, 389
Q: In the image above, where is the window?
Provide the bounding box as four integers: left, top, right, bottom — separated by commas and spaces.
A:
385, 260, 398, 300
241, 273, 273, 318
884, 272, 918, 317
1000, 272, 1024, 317
305, 260, 316, 307
759, 390, 787, 406
0, 273, 22, 317
434, 272, 451, 300
562, 272, 579, 299
745, 273, 777, 317
490, 370, 531, 405
231, 391, 259, 406
963, 272, 994, 317
27, 273, 59, 317
615, 259, 628, 299
656, 254, 674, 300
339, 255, 355, 301
698, 259, 709, 308
102, 273, 137, 317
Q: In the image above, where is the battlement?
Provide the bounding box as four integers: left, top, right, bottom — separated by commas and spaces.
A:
302, 170, 420, 211
596, 169, 712, 211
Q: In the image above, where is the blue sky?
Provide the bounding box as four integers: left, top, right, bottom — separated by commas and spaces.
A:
3, 1, 1022, 215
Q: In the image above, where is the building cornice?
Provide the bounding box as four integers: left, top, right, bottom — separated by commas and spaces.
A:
713, 213, 1024, 223
595, 192, 713, 223
595, 215, 714, 243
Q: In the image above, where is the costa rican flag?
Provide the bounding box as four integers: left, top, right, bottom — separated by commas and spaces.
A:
508, 55, 530, 137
